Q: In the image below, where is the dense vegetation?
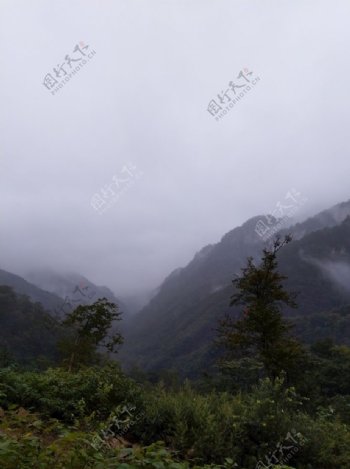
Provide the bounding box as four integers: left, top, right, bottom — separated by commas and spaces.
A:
121, 213, 350, 376
0, 286, 63, 366
2, 363, 350, 468
2, 226, 350, 467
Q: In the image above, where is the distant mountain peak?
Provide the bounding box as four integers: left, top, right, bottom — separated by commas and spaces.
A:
121, 197, 350, 376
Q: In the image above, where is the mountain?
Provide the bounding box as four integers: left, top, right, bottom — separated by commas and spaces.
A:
120, 289, 158, 315
0, 285, 63, 365
24, 270, 129, 319
0, 267, 128, 322
0, 269, 129, 364
0, 268, 63, 314
120, 199, 350, 377
282, 199, 350, 240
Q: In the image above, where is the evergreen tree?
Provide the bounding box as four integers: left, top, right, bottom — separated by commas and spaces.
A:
217, 236, 305, 382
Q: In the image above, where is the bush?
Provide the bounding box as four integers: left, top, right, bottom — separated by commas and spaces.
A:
133, 378, 303, 466
2, 365, 350, 468
0, 363, 141, 422
0, 408, 240, 469
134, 377, 350, 468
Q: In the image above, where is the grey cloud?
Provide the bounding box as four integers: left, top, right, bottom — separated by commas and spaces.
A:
1, 0, 350, 298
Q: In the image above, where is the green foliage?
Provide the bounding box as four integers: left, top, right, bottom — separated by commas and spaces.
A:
121, 213, 350, 378
217, 236, 305, 382
290, 413, 350, 468
311, 342, 350, 397
293, 305, 350, 346
131, 376, 350, 468
133, 378, 307, 466
0, 364, 140, 422
0, 429, 237, 469
3, 219, 350, 467
0, 407, 239, 469
0, 286, 62, 366
60, 298, 123, 370
2, 365, 350, 467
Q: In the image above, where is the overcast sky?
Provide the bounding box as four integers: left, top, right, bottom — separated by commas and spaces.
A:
1, 0, 350, 297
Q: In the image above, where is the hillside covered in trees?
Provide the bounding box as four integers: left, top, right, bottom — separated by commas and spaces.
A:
120, 201, 350, 377
2, 202, 350, 467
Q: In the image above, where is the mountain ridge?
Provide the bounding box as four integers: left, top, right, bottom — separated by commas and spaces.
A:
120, 199, 350, 376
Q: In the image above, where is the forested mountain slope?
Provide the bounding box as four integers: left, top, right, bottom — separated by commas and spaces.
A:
121, 201, 350, 376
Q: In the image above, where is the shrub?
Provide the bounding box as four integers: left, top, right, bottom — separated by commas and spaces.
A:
0, 363, 141, 422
